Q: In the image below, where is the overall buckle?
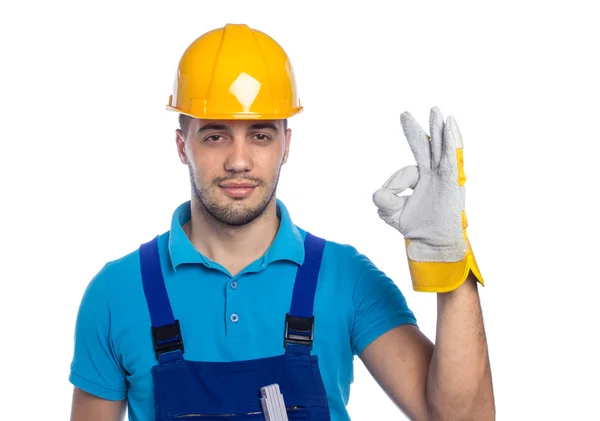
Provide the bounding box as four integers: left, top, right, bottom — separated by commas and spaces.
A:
284, 313, 314, 349
151, 320, 184, 359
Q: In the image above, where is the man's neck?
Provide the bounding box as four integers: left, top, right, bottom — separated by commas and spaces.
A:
183, 198, 280, 276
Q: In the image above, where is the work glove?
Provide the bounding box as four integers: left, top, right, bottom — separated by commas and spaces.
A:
372, 107, 484, 293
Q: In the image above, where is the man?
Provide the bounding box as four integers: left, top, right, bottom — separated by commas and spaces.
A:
69, 23, 494, 421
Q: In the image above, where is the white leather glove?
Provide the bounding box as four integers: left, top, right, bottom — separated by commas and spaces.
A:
373, 107, 484, 292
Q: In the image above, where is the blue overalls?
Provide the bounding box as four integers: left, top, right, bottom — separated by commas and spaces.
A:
138, 232, 332, 420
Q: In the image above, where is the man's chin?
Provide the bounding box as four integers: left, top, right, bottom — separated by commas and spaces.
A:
201, 199, 267, 226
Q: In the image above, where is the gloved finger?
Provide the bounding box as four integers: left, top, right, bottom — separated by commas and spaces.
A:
381, 165, 419, 193
400, 112, 431, 171
448, 115, 464, 148
441, 115, 460, 172
373, 188, 410, 213
429, 106, 444, 168
448, 115, 467, 185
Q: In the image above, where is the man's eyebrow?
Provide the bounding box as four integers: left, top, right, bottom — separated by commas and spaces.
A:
197, 124, 229, 134
248, 123, 279, 132
196, 122, 280, 134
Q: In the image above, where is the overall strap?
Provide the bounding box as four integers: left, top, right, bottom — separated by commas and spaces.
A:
284, 232, 326, 355
139, 236, 185, 364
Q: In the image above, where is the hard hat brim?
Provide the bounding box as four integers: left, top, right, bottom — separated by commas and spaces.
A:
166, 105, 303, 120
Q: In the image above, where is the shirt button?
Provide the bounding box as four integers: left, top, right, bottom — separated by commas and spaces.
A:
230, 313, 239, 323
231, 281, 238, 290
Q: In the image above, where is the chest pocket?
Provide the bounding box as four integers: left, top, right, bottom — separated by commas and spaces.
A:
170, 405, 309, 419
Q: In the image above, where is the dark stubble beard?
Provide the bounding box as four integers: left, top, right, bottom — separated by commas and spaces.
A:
189, 168, 281, 226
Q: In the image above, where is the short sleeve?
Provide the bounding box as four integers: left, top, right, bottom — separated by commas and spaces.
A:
69, 265, 127, 400
350, 253, 417, 356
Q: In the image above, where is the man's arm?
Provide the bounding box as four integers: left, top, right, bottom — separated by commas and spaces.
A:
69, 264, 128, 419
70, 388, 126, 421
368, 107, 495, 419
360, 273, 494, 421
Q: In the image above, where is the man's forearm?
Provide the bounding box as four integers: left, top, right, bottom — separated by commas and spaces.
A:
425, 273, 495, 420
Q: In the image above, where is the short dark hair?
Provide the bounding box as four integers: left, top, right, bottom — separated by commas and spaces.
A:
179, 114, 192, 137
178, 114, 287, 137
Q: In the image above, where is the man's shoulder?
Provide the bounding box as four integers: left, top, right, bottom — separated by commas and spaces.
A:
91, 231, 170, 293
299, 227, 363, 253
300, 228, 375, 272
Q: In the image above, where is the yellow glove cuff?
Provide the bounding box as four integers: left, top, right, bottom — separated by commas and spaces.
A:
406, 210, 484, 293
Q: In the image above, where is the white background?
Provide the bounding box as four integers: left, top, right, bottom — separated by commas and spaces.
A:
1, 0, 599, 419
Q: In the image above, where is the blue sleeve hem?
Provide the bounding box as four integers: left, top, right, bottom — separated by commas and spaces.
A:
353, 316, 418, 356
69, 371, 127, 401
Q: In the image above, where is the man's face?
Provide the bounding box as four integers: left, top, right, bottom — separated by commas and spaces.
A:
176, 118, 291, 226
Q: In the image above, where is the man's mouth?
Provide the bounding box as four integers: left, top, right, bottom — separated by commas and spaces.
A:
219, 182, 258, 198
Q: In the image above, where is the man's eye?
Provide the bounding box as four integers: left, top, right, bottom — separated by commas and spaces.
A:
255, 134, 270, 141
205, 135, 222, 142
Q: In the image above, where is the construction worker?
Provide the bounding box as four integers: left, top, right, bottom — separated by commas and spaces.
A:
69, 24, 495, 421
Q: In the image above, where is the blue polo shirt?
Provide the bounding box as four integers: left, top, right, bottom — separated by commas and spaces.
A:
69, 199, 417, 421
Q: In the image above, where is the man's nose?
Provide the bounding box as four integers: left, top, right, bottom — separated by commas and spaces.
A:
224, 138, 253, 172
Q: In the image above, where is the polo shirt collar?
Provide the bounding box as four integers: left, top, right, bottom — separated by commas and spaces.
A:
167, 199, 305, 270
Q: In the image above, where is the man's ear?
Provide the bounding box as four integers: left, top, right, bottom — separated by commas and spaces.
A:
282, 128, 292, 164
176, 129, 188, 165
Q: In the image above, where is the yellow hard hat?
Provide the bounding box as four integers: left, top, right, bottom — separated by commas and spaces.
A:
167, 23, 302, 120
